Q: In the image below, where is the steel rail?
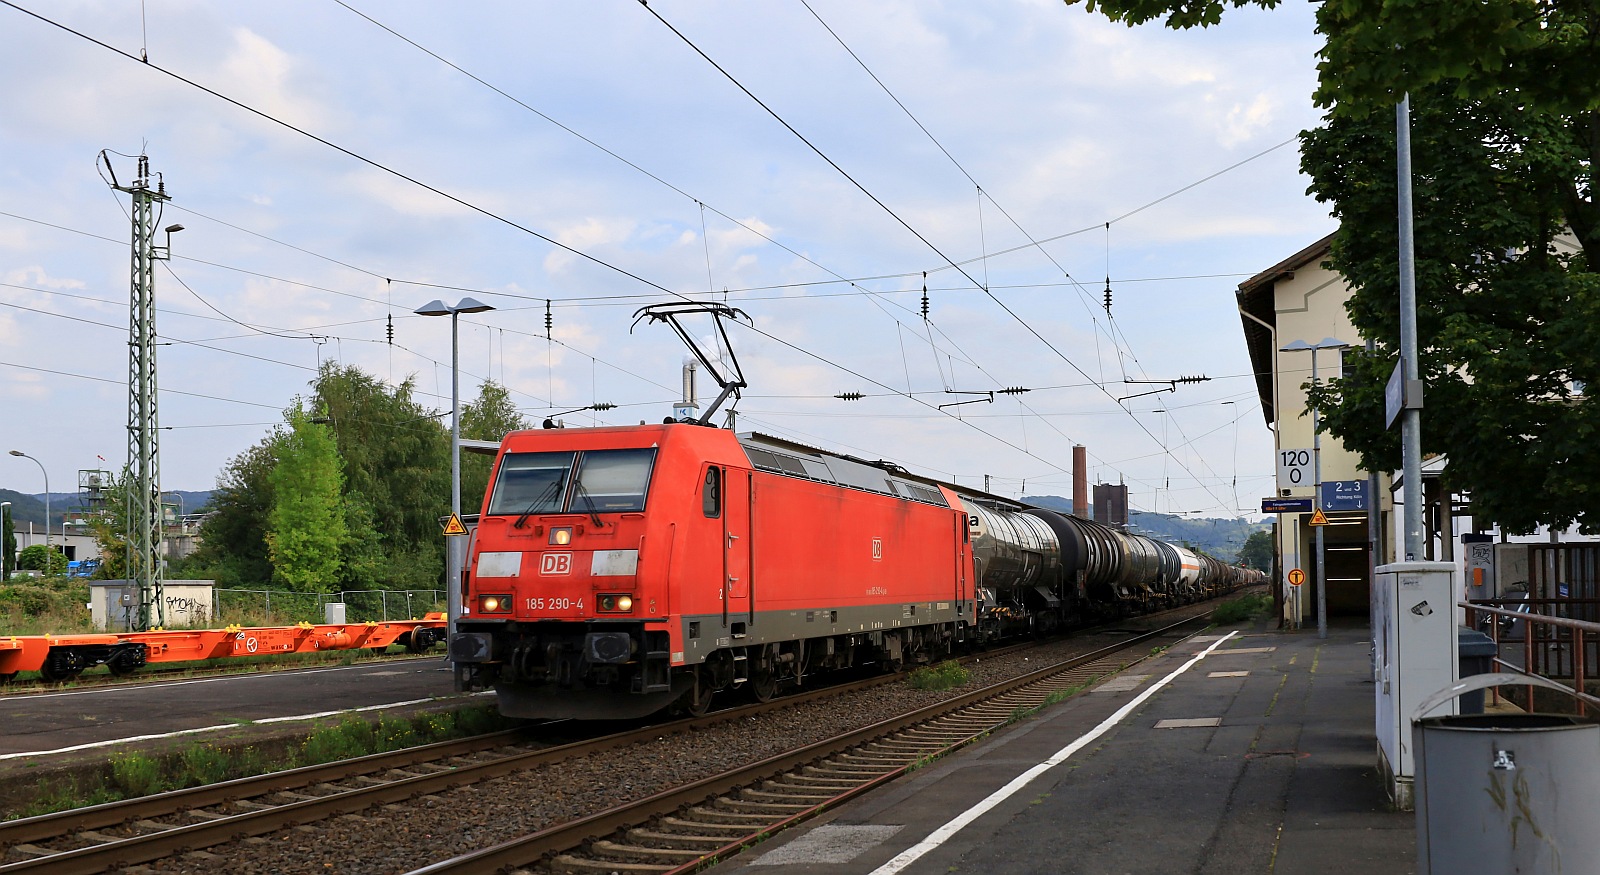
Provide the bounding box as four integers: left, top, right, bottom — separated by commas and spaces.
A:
406, 613, 1208, 875
0, 660, 944, 873
1, 597, 1227, 873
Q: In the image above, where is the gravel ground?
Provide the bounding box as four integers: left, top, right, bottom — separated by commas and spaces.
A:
134, 628, 1178, 875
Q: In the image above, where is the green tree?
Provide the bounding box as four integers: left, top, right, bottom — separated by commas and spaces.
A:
461, 381, 528, 515
1238, 528, 1273, 572
2, 504, 14, 580
310, 363, 451, 590
1068, 0, 1600, 533
189, 432, 283, 587
18, 544, 66, 574
1302, 87, 1599, 533
265, 406, 347, 593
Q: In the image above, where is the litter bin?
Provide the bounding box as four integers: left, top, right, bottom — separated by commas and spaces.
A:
1414, 674, 1600, 875
1455, 627, 1498, 714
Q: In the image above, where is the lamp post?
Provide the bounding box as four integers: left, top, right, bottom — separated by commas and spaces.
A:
415, 297, 495, 671
1, 501, 11, 580
1279, 338, 1350, 640
9, 451, 50, 565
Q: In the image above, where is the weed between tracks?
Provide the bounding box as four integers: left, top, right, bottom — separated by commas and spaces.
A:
12, 705, 514, 818
1211, 592, 1273, 625
907, 660, 970, 691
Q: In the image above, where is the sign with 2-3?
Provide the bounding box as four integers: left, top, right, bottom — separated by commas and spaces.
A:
1277, 448, 1313, 489
1319, 480, 1369, 511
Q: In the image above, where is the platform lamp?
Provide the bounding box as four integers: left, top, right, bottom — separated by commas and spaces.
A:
1279, 337, 1350, 640
9, 451, 50, 565
1, 501, 11, 580
414, 297, 496, 673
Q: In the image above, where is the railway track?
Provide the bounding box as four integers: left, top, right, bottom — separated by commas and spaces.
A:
0, 598, 1229, 874
0, 658, 950, 874
410, 612, 1210, 875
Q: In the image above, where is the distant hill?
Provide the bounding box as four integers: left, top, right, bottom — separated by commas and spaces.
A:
1019, 494, 1269, 563
0, 489, 48, 526
0, 488, 212, 527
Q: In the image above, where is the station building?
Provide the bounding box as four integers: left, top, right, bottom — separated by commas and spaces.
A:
1237, 234, 1390, 626
1239, 234, 1596, 627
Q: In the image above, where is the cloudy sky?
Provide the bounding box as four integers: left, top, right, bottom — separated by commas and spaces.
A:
0, 0, 1332, 522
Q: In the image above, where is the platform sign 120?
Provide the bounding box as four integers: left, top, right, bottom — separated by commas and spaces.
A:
1277, 448, 1313, 489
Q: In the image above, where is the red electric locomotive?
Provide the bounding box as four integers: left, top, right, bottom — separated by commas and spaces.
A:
451, 424, 975, 719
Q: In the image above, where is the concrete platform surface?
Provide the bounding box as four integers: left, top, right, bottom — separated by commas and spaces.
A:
717, 619, 1415, 875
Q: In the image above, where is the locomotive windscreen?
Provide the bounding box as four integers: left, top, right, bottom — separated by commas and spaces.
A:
487, 448, 658, 516
571, 448, 657, 511
487, 451, 575, 515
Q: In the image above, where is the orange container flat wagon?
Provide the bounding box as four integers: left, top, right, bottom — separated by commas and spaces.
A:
0, 613, 447, 683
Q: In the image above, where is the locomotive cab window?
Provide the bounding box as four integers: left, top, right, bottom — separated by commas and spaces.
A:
572, 448, 657, 512
703, 466, 722, 518
487, 451, 576, 516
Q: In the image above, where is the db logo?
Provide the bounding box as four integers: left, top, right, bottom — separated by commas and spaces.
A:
871, 538, 883, 561
540, 553, 573, 575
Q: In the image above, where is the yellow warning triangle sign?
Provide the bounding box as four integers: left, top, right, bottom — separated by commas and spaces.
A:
1309, 508, 1329, 527
442, 513, 469, 536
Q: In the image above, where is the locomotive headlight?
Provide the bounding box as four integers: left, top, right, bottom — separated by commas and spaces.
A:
550, 527, 573, 546
478, 594, 513, 614
597, 593, 634, 613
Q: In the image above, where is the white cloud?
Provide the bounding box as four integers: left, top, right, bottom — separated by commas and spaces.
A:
1218, 93, 1278, 147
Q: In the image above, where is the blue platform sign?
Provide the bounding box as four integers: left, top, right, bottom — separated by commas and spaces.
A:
1262, 497, 1314, 514
1320, 480, 1369, 511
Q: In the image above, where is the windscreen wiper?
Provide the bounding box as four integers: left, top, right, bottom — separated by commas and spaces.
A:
512, 479, 564, 529
572, 481, 604, 528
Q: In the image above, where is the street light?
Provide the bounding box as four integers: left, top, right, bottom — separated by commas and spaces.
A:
1, 501, 11, 579
415, 297, 496, 672
8, 451, 50, 562
1279, 337, 1350, 640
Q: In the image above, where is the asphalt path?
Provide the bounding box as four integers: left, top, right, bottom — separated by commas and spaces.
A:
0, 657, 474, 762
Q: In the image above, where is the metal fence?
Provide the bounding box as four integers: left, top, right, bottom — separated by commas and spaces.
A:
213, 588, 446, 626
1464, 545, 1600, 716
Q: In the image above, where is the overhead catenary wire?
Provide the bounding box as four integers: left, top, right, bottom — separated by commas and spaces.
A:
3, 1, 1273, 505
641, 2, 1233, 512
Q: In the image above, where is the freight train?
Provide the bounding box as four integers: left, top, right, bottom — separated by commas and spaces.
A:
450, 424, 1262, 719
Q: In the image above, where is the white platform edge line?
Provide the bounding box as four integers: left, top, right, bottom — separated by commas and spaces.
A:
0, 694, 478, 761
866, 630, 1240, 875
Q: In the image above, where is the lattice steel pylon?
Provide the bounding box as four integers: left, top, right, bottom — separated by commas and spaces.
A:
104, 153, 172, 630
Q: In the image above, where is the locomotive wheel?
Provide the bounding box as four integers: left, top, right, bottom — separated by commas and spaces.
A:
683, 668, 715, 717
750, 667, 778, 703
749, 645, 779, 703
0, 672, 15, 684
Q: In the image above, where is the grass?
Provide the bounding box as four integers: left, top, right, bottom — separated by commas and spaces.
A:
907, 660, 970, 691
1212, 591, 1273, 625
11, 705, 517, 818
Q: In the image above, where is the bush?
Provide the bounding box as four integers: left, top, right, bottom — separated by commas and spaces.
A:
908, 660, 970, 691
1213, 592, 1273, 625
17, 545, 66, 574
0, 580, 93, 634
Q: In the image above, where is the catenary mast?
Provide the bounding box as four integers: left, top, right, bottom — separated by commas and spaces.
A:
105, 153, 172, 630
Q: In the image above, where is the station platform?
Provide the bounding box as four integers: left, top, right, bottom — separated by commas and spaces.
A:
716, 617, 1415, 875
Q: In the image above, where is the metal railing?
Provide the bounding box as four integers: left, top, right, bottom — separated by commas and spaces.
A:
1463, 599, 1600, 716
